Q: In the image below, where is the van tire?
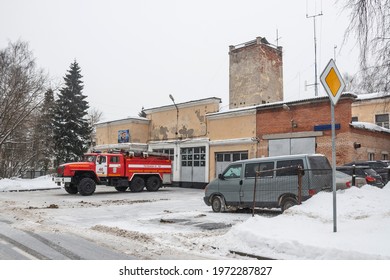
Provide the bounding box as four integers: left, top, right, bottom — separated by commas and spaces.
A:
78, 178, 96, 196
211, 196, 224, 213
281, 197, 298, 212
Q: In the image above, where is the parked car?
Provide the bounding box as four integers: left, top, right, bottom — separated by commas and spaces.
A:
334, 170, 366, 190
337, 166, 384, 188
381, 160, 390, 167
343, 161, 389, 184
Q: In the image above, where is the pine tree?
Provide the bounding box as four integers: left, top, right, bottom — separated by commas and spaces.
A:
53, 61, 92, 166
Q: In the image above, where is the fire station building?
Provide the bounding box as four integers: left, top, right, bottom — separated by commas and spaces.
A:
95, 37, 390, 188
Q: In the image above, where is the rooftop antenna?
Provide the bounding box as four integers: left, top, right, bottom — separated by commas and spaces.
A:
306, 0, 323, 96
276, 29, 282, 47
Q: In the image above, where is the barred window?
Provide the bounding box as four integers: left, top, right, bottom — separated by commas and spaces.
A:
245, 162, 274, 178
276, 159, 303, 176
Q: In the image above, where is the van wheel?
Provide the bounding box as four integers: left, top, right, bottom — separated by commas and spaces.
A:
146, 176, 161, 192
129, 177, 145, 192
281, 197, 298, 212
77, 178, 96, 196
211, 196, 224, 213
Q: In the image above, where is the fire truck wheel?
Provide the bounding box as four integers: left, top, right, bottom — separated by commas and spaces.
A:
115, 186, 128, 192
146, 176, 161, 192
129, 177, 145, 192
65, 184, 78, 194
77, 178, 96, 196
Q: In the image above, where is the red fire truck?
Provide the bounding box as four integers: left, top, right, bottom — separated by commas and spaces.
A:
54, 151, 172, 196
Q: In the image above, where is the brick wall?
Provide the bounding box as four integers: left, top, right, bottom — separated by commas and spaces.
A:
256, 96, 390, 164
229, 38, 283, 109
257, 98, 352, 137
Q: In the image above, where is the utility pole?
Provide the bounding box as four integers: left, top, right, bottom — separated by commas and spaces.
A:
306, 11, 323, 96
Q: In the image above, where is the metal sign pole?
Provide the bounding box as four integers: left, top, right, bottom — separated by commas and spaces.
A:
331, 102, 337, 232
320, 59, 345, 233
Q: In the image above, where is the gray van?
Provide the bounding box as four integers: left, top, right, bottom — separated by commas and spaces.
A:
204, 154, 331, 212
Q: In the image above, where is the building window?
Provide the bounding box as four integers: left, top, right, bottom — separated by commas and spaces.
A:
375, 114, 389, 128
382, 154, 389, 160
216, 151, 248, 163
153, 149, 174, 161
368, 153, 375, 161
351, 116, 358, 122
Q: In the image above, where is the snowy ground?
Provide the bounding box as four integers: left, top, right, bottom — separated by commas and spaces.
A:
0, 176, 389, 260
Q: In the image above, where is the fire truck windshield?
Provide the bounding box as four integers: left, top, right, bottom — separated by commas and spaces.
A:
82, 155, 97, 162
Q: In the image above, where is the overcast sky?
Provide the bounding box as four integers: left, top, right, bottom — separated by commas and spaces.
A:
0, 0, 359, 121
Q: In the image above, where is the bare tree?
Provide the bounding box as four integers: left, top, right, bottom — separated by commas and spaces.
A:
87, 108, 103, 148
0, 41, 48, 177
344, 0, 390, 93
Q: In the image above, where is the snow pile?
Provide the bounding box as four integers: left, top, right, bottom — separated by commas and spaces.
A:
0, 176, 59, 192
213, 183, 390, 259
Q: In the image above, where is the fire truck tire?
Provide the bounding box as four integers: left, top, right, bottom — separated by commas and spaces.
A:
146, 176, 161, 192
65, 184, 78, 194
115, 186, 128, 192
77, 178, 96, 196
129, 177, 145, 192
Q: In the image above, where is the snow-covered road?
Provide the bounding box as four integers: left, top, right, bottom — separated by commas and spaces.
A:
1, 176, 389, 260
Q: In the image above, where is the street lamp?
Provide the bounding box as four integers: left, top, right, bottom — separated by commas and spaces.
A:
169, 94, 179, 137
169, 94, 179, 176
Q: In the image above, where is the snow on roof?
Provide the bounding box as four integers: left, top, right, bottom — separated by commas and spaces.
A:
350, 121, 390, 134
355, 92, 390, 101
143, 97, 222, 114
96, 116, 149, 126
207, 105, 257, 118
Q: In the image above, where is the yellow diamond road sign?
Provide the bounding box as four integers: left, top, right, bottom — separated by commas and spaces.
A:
320, 59, 345, 105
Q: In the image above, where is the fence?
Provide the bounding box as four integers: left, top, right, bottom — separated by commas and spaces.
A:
22, 170, 49, 179
250, 166, 332, 215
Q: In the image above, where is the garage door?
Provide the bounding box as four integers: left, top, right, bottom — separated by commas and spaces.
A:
269, 137, 315, 156
180, 146, 206, 184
